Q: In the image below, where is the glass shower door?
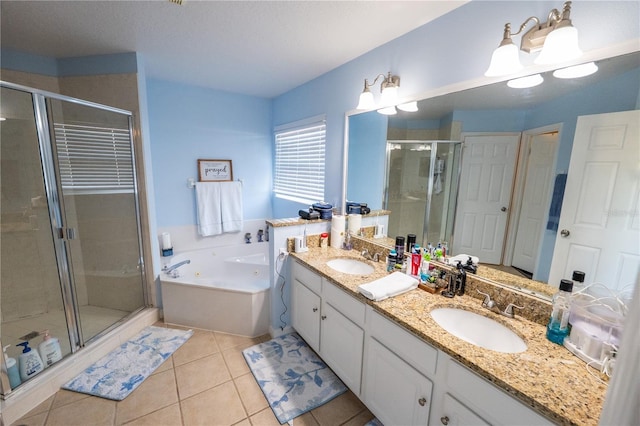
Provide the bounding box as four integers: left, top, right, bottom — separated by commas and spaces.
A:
0, 87, 74, 386
47, 98, 146, 344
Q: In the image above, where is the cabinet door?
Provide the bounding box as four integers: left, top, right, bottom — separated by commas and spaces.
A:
363, 338, 433, 426
440, 393, 490, 426
320, 301, 364, 394
292, 279, 321, 352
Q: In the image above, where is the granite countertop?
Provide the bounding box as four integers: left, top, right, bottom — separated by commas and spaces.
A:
291, 246, 608, 426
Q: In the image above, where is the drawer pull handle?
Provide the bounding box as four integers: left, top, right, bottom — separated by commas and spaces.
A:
441, 416, 450, 425
312, 307, 318, 312
321, 315, 327, 320
418, 397, 426, 406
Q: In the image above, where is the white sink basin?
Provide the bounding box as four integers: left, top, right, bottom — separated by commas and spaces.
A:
430, 308, 527, 353
326, 258, 375, 275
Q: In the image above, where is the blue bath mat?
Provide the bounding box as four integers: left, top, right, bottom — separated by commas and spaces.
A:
62, 325, 192, 401
242, 332, 347, 424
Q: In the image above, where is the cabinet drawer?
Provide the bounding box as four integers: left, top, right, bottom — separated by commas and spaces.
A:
368, 308, 437, 377
292, 260, 322, 295
323, 279, 365, 326
446, 358, 553, 425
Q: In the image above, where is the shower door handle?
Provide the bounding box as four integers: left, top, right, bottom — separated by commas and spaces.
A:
66, 228, 77, 240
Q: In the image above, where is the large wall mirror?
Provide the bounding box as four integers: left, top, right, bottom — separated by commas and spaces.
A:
345, 51, 640, 301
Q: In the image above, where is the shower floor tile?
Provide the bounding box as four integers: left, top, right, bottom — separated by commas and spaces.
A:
13, 322, 376, 426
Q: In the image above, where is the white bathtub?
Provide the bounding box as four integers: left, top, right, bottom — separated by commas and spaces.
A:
160, 244, 270, 337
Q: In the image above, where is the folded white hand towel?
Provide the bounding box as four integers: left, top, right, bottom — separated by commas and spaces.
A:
358, 272, 418, 302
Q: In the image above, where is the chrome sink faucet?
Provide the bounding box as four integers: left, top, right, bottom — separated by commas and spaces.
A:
476, 290, 524, 318
361, 249, 382, 262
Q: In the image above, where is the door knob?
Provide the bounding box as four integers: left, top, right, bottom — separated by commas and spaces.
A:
500, 206, 507, 212
418, 397, 427, 406
441, 416, 450, 425
560, 229, 570, 237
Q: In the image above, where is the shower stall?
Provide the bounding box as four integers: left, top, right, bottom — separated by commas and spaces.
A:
384, 140, 462, 248
0, 82, 147, 396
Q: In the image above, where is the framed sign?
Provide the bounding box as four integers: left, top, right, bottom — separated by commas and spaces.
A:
198, 159, 233, 182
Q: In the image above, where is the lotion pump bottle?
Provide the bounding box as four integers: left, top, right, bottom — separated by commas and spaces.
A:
3, 345, 21, 389
16, 341, 44, 381
546, 279, 574, 345
38, 330, 63, 367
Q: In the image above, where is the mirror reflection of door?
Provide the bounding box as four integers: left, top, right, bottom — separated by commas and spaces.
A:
509, 130, 559, 277
452, 134, 520, 264
549, 110, 640, 290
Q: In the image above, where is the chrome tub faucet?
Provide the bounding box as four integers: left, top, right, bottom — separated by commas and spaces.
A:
163, 259, 191, 277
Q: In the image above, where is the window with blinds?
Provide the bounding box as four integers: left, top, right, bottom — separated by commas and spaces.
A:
53, 123, 135, 194
274, 118, 326, 204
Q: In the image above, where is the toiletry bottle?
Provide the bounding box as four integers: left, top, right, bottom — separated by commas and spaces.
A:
571, 270, 586, 293
16, 341, 44, 381
38, 330, 63, 367
406, 234, 416, 254
546, 279, 574, 345
395, 236, 405, 265
387, 250, 397, 272
3, 345, 21, 389
411, 245, 421, 276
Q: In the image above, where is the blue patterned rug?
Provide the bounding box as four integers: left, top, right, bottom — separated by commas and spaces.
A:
62, 325, 193, 400
242, 332, 347, 424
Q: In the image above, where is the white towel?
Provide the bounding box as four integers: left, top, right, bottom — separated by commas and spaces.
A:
195, 181, 244, 236
220, 181, 243, 233
196, 182, 222, 236
358, 272, 418, 302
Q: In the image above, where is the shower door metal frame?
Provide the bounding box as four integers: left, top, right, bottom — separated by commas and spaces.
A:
0, 81, 148, 396
382, 140, 463, 248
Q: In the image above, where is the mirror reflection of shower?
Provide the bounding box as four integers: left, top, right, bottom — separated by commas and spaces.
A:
383, 140, 461, 248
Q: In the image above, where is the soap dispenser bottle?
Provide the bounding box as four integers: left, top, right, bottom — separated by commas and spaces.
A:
546, 279, 574, 345
3, 345, 21, 389
38, 330, 63, 367
17, 341, 44, 381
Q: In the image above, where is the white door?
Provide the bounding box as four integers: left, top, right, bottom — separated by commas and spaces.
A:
453, 134, 520, 264
511, 132, 558, 273
549, 110, 640, 290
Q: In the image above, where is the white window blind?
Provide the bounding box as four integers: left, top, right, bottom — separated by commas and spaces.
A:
53, 123, 134, 193
274, 119, 326, 204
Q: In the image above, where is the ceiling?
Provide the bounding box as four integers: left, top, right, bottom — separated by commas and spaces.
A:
0, 1, 467, 98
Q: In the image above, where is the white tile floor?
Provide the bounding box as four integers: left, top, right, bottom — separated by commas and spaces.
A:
13, 322, 375, 426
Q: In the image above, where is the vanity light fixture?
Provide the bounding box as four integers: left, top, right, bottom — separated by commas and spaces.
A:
553, 61, 598, 79
507, 73, 544, 89
485, 1, 582, 77
356, 72, 401, 111
377, 106, 397, 115
397, 101, 418, 112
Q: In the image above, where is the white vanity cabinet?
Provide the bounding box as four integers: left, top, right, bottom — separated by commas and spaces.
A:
363, 308, 436, 426
290, 260, 365, 394
291, 261, 322, 351
436, 357, 554, 426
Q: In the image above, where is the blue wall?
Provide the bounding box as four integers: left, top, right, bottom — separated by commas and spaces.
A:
146, 79, 272, 227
